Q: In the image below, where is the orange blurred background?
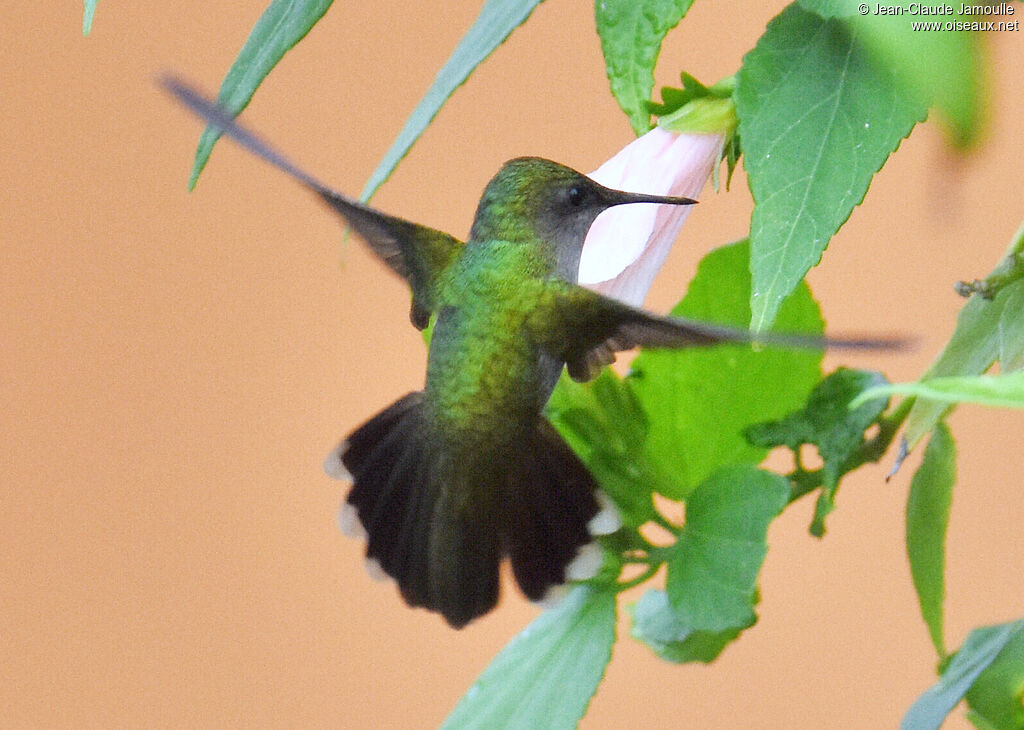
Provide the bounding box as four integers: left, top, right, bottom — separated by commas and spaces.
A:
2, 2, 1022, 727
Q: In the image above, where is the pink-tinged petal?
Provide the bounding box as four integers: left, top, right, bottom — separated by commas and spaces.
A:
579, 128, 724, 306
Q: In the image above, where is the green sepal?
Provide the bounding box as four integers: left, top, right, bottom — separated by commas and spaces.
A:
649, 73, 739, 188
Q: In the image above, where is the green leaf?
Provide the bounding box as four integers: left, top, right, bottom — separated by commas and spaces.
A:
629, 240, 824, 499
905, 278, 1024, 448
999, 285, 1024, 372
441, 587, 616, 730
905, 422, 955, 658
665, 466, 790, 633
902, 619, 1024, 730
735, 4, 925, 331
361, 0, 542, 200
745, 368, 889, 535
547, 371, 660, 528
82, 0, 97, 35
855, 370, 1024, 410
965, 713, 1002, 730
629, 589, 745, 663
188, 0, 334, 189
966, 629, 1024, 730
798, 0, 982, 146
594, 0, 695, 135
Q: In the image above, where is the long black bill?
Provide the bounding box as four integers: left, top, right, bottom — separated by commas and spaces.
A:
604, 188, 700, 208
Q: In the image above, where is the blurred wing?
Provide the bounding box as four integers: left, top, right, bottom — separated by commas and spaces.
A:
528, 281, 904, 382
160, 75, 462, 329
316, 193, 463, 329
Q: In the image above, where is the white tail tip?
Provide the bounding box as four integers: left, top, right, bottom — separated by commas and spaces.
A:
565, 541, 604, 581
365, 557, 390, 583
535, 583, 571, 609
338, 502, 368, 540
323, 441, 352, 481
587, 491, 622, 536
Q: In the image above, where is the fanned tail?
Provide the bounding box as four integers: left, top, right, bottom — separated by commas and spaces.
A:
326, 393, 500, 627
325, 395, 621, 628
502, 420, 619, 604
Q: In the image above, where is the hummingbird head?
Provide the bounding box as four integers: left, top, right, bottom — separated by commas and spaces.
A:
469, 157, 697, 279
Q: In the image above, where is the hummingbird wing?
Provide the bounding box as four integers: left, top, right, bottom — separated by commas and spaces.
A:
528, 281, 904, 382
160, 75, 463, 329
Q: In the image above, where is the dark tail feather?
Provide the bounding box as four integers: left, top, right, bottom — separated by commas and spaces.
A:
328, 393, 500, 628
326, 398, 621, 627
503, 420, 620, 604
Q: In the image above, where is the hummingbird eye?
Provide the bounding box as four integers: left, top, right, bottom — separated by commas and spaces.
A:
567, 186, 586, 207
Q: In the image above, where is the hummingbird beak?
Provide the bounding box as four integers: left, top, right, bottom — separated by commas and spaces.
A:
601, 188, 698, 208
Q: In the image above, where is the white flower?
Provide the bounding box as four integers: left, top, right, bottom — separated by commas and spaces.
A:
579, 127, 725, 306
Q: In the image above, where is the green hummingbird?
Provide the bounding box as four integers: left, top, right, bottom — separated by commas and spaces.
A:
162, 77, 898, 628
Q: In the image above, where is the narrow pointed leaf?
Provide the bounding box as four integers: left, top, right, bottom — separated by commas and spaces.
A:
736, 4, 925, 331
999, 285, 1024, 371
82, 0, 97, 35
905, 279, 1024, 448
905, 422, 955, 658
441, 588, 616, 730
902, 619, 1024, 730
361, 0, 543, 200
904, 227, 1024, 447
666, 466, 790, 633
855, 370, 1024, 411
188, 0, 334, 189
594, 0, 695, 135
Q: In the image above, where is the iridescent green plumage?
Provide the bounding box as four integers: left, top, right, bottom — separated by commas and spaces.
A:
162, 77, 900, 627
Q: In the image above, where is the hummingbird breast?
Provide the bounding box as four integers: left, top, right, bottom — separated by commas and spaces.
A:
424, 240, 559, 465
335, 243, 604, 627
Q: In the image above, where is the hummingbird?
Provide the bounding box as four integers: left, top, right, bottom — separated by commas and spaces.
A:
162, 77, 899, 628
